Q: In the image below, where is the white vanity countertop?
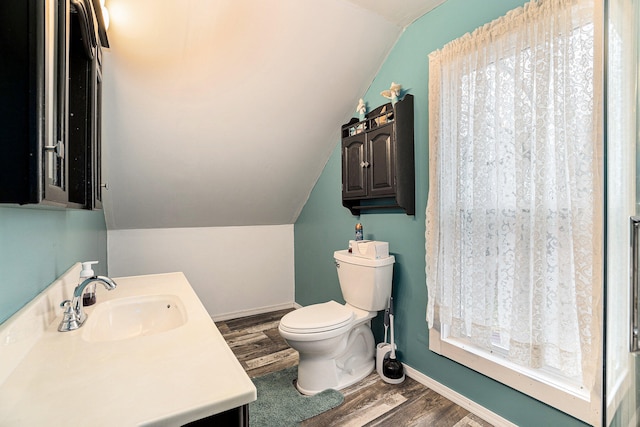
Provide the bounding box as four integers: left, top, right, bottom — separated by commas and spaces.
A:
0, 272, 256, 426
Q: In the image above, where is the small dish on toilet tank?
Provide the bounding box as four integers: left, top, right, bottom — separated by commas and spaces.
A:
348, 240, 389, 260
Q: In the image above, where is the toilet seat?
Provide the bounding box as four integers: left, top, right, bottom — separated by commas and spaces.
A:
279, 301, 354, 334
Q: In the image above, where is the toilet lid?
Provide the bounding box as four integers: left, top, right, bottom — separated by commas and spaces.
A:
280, 301, 354, 334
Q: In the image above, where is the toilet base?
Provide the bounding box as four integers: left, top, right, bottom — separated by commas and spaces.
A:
297, 360, 374, 395
295, 324, 375, 395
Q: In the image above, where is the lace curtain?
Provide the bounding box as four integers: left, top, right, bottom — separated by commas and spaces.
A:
426, 0, 602, 387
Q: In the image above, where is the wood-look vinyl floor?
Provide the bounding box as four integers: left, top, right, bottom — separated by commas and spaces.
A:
216, 309, 494, 427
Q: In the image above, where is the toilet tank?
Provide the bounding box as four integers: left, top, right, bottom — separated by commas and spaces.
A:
334, 249, 395, 311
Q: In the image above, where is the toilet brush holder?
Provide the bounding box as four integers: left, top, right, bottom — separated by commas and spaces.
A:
376, 343, 391, 378
377, 342, 405, 384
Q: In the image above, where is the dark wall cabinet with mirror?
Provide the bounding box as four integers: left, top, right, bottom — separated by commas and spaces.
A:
0, 0, 109, 209
341, 94, 415, 215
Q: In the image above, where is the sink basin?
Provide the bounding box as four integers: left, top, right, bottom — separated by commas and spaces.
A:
82, 294, 188, 342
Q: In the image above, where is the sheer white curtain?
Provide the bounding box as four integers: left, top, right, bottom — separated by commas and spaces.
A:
426, 0, 602, 388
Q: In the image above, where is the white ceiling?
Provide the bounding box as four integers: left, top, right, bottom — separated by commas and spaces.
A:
101, 0, 444, 230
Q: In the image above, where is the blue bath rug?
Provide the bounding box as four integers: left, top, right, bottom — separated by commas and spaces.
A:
249, 366, 344, 426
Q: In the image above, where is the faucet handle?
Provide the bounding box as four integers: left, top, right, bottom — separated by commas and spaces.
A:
60, 300, 75, 319
58, 299, 85, 332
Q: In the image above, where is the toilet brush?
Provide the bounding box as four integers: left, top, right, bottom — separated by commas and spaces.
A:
383, 301, 390, 345
376, 300, 392, 378
382, 297, 405, 384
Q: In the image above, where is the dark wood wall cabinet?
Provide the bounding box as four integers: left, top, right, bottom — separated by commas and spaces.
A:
0, 0, 109, 209
341, 94, 415, 215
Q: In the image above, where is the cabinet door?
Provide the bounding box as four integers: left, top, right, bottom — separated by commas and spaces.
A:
367, 124, 395, 197
67, 0, 103, 209
44, 0, 69, 205
67, 5, 91, 208
92, 65, 104, 209
342, 134, 367, 199
0, 0, 43, 203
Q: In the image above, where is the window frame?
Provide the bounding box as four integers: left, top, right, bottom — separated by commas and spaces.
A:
426, 2, 604, 425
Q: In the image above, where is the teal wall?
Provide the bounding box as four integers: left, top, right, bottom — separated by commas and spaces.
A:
0, 206, 107, 324
294, 0, 589, 425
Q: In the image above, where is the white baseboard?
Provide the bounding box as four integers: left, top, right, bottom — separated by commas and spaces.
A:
211, 302, 298, 322
403, 364, 516, 427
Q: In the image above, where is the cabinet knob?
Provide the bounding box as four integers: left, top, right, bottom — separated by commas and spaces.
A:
100, 182, 109, 190
360, 161, 370, 168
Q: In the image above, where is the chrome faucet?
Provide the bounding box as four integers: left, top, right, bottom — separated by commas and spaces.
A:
58, 276, 118, 332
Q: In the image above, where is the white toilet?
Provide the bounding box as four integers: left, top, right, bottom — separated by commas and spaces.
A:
278, 244, 395, 395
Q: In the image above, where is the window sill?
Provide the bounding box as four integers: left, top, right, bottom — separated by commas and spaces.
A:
429, 328, 601, 426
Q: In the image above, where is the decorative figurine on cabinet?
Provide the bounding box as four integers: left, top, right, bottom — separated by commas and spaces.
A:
381, 82, 402, 106
357, 98, 367, 121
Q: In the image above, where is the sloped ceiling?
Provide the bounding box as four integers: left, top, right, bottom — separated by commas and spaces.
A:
102, 0, 444, 230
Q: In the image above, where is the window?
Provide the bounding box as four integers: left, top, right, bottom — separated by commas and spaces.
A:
425, 0, 603, 424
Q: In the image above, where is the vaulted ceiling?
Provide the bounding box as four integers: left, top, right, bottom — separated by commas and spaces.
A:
102, 0, 444, 230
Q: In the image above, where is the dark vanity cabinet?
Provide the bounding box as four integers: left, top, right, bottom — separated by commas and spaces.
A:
0, 0, 109, 209
341, 94, 414, 215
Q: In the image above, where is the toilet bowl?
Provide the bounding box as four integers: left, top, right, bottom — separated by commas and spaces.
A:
279, 245, 394, 395
279, 301, 376, 394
